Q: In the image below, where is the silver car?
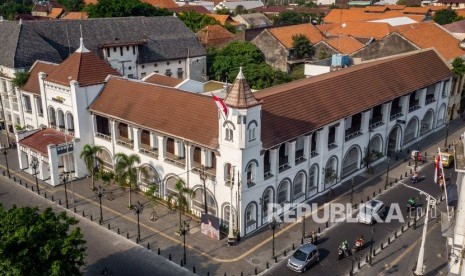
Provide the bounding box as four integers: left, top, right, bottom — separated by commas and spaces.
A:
357, 199, 386, 225
287, 243, 320, 273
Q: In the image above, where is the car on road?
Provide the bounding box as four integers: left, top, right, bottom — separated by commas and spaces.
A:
287, 243, 320, 273
357, 199, 385, 225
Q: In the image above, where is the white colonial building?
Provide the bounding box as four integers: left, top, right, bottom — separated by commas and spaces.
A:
16, 47, 453, 237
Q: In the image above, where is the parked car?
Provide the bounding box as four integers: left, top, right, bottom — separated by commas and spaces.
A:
287, 243, 320, 273
357, 199, 385, 225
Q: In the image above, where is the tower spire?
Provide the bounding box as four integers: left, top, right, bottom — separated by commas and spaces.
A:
224, 67, 259, 108
76, 25, 89, 53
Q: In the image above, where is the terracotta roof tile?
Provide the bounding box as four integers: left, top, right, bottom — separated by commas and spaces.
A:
61, 12, 89, 19
142, 73, 183, 87
395, 21, 465, 61
324, 9, 425, 24
324, 35, 365, 54
207, 14, 230, 25
143, 0, 179, 9
46, 47, 121, 87
365, 6, 388, 12
19, 128, 73, 157
325, 21, 395, 39
385, 5, 406, 10
268, 23, 324, 48
402, 6, 430, 14
443, 20, 465, 33
254, 50, 452, 148
224, 68, 259, 108
89, 77, 219, 148
84, 0, 97, 5
316, 23, 337, 33
456, 9, 465, 17
48, 8, 63, 18
197, 24, 235, 47
21, 61, 58, 95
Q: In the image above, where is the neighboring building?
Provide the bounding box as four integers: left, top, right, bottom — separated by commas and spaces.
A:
197, 24, 237, 48
142, 72, 205, 93
322, 7, 428, 24
61, 12, 89, 20
0, 17, 206, 136
443, 20, 465, 40
232, 13, 272, 29
251, 23, 325, 72
169, 5, 212, 14
434, 0, 465, 9
214, 1, 264, 12
144, 0, 180, 9
17, 47, 453, 239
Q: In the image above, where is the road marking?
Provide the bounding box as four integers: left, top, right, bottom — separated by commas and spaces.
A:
378, 222, 439, 276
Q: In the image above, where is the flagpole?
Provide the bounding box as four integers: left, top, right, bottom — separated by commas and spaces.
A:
438, 147, 450, 218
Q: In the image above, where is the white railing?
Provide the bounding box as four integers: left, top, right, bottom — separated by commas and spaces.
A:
96, 133, 111, 141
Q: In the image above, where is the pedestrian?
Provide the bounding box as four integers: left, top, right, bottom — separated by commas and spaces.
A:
439, 176, 444, 190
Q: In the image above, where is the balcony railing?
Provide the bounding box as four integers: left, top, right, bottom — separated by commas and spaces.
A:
116, 136, 134, 149
164, 152, 186, 168
12, 102, 18, 111
389, 111, 403, 121
295, 149, 305, 164
408, 105, 421, 113
96, 132, 111, 141
139, 143, 158, 158
345, 129, 362, 142
328, 142, 337, 150
369, 115, 383, 129
310, 150, 318, 158
425, 98, 435, 105
191, 163, 216, 180
278, 156, 290, 172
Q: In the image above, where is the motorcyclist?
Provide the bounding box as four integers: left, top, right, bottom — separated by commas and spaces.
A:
339, 241, 349, 257
356, 235, 364, 247
407, 197, 416, 207
411, 170, 419, 183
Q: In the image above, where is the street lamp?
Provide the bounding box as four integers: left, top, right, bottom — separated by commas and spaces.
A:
30, 158, 39, 195
414, 150, 419, 172
0, 144, 10, 178
350, 177, 355, 205
444, 107, 452, 149
95, 185, 106, 224
60, 171, 70, 209
385, 157, 390, 187
200, 165, 208, 215
366, 127, 373, 172
179, 220, 190, 265
269, 217, 280, 259
131, 201, 144, 243
369, 226, 375, 265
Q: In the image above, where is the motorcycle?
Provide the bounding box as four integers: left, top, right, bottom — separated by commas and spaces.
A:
351, 239, 364, 253
338, 245, 350, 259
410, 174, 418, 184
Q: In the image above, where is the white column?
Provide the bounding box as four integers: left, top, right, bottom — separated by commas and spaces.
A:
186, 144, 193, 171
150, 132, 157, 149
158, 136, 166, 159
133, 128, 141, 150
304, 135, 310, 160
270, 148, 278, 176
288, 141, 296, 167
48, 144, 60, 186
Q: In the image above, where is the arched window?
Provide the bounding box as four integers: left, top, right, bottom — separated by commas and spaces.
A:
277, 180, 290, 205
66, 113, 74, 131
246, 162, 255, 187
247, 120, 257, 142
57, 109, 65, 129
224, 122, 234, 141
97, 148, 113, 171
222, 204, 236, 228
165, 176, 180, 196
420, 110, 434, 136
264, 150, 271, 179
262, 187, 273, 222
224, 163, 234, 186
278, 143, 289, 171
308, 164, 318, 197
324, 156, 338, 188
404, 118, 418, 143
342, 147, 360, 177
48, 107, 56, 126
139, 165, 161, 195
293, 172, 305, 200
192, 188, 217, 216
245, 202, 257, 234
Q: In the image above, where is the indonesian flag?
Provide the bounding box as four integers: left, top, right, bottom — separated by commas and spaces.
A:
434, 153, 441, 184
213, 95, 228, 117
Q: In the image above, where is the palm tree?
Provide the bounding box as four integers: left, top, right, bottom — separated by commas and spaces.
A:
80, 144, 103, 190
174, 179, 193, 228
114, 153, 147, 207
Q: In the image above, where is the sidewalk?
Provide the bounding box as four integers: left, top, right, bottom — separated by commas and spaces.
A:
0, 119, 463, 276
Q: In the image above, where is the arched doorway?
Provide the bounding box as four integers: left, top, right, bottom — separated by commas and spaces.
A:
261, 187, 274, 224
387, 125, 401, 155
277, 179, 290, 205
420, 110, 434, 136
342, 146, 360, 178
97, 148, 113, 171
138, 165, 161, 195
308, 164, 318, 198
324, 156, 338, 189
404, 117, 418, 144
192, 187, 217, 216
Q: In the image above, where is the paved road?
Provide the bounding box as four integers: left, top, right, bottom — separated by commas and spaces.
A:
0, 176, 194, 276
264, 162, 452, 276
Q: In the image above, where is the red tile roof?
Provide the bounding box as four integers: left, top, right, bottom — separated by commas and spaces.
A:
46, 48, 121, 87
143, 0, 179, 9
224, 68, 260, 108
254, 49, 452, 148
48, 8, 63, 18
19, 128, 73, 157
89, 77, 219, 148
143, 73, 183, 87
324, 9, 425, 24
61, 12, 89, 19
169, 5, 211, 14
21, 61, 58, 95
197, 24, 235, 47
324, 35, 365, 54
268, 23, 325, 48
325, 21, 395, 39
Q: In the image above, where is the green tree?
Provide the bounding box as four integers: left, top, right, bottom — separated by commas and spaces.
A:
0, 0, 33, 20
292, 34, 315, 59
79, 144, 103, 190
114, 153, 147, 207
57, 0, 84, 11
274, 11, 305, 25
233, 5, 246, 15
173, 180, 193, 229
433, 9, 459, 25
0, 205, 86, 275
215, 7, 230, 15
11, 71, 29, 88
178, 11, 219, 33
85, 0, 171, 18
452, 57, 465, 76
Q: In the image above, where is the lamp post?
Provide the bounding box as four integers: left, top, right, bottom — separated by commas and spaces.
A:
60, 171, 70, 209
414, 150, 419, 172
350, 176, 355, 205
95, 185, 106, 224
131, 201, 144, 243
227, 166, 236, 246
269, 217, 280, 259
0, 144, 10, 178
30, 158, 39, 195
445, 107, 452, 149
179, 220, 190, 265
200, 165, 208, 215
366, 127, 373, 172
369, 226, 375, 265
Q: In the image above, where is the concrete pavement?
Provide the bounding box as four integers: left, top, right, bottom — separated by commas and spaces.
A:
0, 118, 463, 275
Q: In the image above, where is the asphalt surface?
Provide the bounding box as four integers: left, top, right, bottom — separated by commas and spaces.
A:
264, 162, 452, 276
0, 175, 194, 276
